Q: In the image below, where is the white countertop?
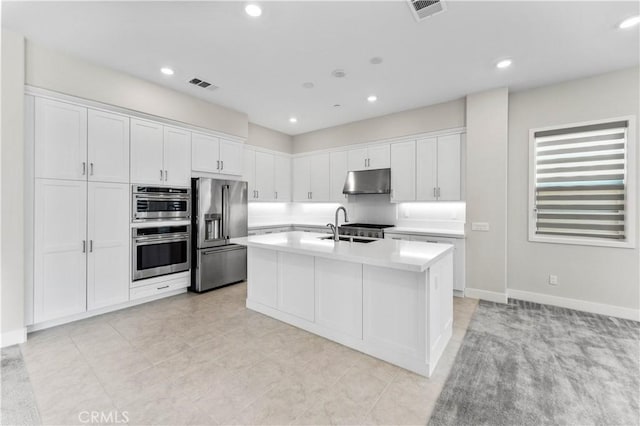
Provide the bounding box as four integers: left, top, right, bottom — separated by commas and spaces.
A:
232, 231, 453, 272
387, 227, 465, 239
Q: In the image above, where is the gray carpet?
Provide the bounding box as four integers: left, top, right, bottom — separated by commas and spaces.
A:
1, 345, 41, 426
430, 299, 640, 426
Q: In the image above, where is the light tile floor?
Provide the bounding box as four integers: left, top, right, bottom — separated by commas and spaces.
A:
19, 282, 478, 425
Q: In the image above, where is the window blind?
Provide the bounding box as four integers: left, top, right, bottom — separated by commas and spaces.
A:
534, 121, 627, 240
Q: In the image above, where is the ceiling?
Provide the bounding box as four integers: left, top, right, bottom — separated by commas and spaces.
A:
3, 1, 639, 135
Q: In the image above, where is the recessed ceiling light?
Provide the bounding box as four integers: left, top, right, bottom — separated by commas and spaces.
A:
332, 69, 346, 78
245, 4, 262, 17
333, 104, 341, 108
302, 82, 314, 89
367, 95, 378, 103
619, 15, 640, 29
289, 117, 298, 123
496, 59, 512, 69
160, 67, 174, 76
370, 57, 383, 65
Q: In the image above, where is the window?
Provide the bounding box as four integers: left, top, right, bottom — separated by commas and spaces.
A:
529, 118, 636, 248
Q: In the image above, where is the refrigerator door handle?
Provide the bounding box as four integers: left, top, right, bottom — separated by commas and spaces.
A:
222, 184, 230, 240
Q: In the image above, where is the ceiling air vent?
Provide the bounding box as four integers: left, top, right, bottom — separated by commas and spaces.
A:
407, 0, 446, 22
188, 77, 218, 91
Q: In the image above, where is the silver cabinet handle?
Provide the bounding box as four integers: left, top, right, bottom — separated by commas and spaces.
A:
82, 240, 86, 253
275, 191, 278, 199
437, 187, 441, 198
90, 163, 94, 175
433, 187, 437, 198
217, 160, 220, 170
89, 240, 93, 252
157, 285, 169, 290
364, 159, 367, 168
221, 160, 224, 170
165, 170, 168, 181
82, 162, 86, 175
161, 169, 164, 181
310, 191, 312, 199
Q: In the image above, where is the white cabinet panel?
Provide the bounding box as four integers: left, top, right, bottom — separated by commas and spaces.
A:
330, 151, 349, 202
278, 252, 315, 322
292, 156, 311, 201
437, 134, 461, 201
219, 139, 244, 176
367, 144, 390, 169
191, 133, 220, 173
163, 126, 191, 187
416, 138, 438, 201
390, 141, 416, 202
247, 247, 278, 308
309, 153, 330, 201
34, 179, 87, 322
255, 151, 275, 201
348, 148, 368, 171
274, 155, 291, 202
87, 182, 129, 310
35, 98, 87, 180
244, 148, 257, 200
315, 258, 363, 339
130, 119, 164, 185
88, 109, 129, 183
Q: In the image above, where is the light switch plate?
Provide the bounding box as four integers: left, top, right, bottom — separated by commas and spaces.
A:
471, 222, 490, 231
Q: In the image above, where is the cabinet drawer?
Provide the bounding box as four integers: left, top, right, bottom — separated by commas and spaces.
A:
130, 275, 189, 300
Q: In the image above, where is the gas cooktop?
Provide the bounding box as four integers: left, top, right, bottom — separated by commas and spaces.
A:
338, 223, 394, 238
339, 223, 394, 229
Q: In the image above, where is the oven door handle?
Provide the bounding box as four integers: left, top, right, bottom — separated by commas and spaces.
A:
134, 235, 190, 245
134, 194, 190, 200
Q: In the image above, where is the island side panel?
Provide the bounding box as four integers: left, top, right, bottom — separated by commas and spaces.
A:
247, 247, 278, 308
277, 252, 315, 322
426, 251, 454, 376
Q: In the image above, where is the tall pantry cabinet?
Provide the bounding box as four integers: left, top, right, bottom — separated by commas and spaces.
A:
31, 97, 130, 323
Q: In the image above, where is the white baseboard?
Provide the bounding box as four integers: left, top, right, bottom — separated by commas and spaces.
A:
508, 289, 640, 321
464, 287, 508, 303
1, 327, 27, 348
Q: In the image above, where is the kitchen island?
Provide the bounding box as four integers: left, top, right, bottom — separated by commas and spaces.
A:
232, 231, 454, 377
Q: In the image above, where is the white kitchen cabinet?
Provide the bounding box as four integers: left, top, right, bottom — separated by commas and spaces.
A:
254, 151, 275, 201
292, 156, 311, 201
87, 182, 129, 310
247, 247, 278, 308
390, 141, 416, 202
130, 119, 164, 185
35, 98, 87, 180
274, 155, 291, 201
163, 126, 191, 187
243, 147, 256, 198
87, 109, 130, 183
330, 151, 349, 201
416, 134, 461, 201
192, 133, 243, 176
34, 179, 88, 323
278, 252, 315, 322
347, 144, 390, 171
309, 153, 331, 201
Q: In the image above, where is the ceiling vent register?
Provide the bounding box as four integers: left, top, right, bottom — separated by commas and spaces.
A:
407, 0, 446, 22
188, 78, 218, 91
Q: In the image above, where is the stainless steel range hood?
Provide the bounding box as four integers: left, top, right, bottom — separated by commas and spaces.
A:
343, 168, 391, 195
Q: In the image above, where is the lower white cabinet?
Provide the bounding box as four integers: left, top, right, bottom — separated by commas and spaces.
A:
277, 252, 315, 322
34, 179, 130, 323
87, 182, 130, 310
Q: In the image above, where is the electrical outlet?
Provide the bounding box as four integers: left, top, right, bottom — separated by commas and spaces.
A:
471, 222, 490, 231
549, 275, 558, 286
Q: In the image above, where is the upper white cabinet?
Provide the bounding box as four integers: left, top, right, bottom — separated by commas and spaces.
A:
88, 109, 130, 183
294, 153, 331, 201
130, 119, 191, 187
254, 151, 275, 201
274, 154, 291, 202
35, 98, 88, 180
330, 151, 349, 201
243, 148, 256, 197
244, 148, 291, 202
192, 133, 243, 176
390, 141, 416, 202
163, 126, 191, 187
416, 134, 461, 201
347, 144, 390, 171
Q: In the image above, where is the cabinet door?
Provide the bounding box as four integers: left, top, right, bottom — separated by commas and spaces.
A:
292, 157, 311, 201
163, 126, 191, 187
390, 141, 416, 202
416, 138, 438, 201
247, 247, 277, 308
34, 179, 87, 323
330, 151, 349, 202
219, 139, 244, 176
35, 98, 87, 180
87, 182, 129, 310
309, 153, 330, 201
130, 119, 164, 185
347, 148, 368, 171
278, 252, 315, 322
367, 144, 390, 169
274, 155, 291, 202
88, 109, 129, 183
254, 151, 275, 201
437, 134, 461, 201
243, 149, 256, 200
191, 133, 220, 173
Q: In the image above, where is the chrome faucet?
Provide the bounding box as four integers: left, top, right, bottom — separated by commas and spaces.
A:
326, 206, 349, 241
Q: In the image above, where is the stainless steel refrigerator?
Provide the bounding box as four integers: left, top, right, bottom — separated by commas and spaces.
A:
191, 178, 248, 293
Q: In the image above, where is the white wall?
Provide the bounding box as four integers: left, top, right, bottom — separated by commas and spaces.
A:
465, 88, 509, 302
248, 123, 293, 154
292, 98, 465, 153
507, 67, 640, 313
25, 41, 249, 138
1, 29, 26, 345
